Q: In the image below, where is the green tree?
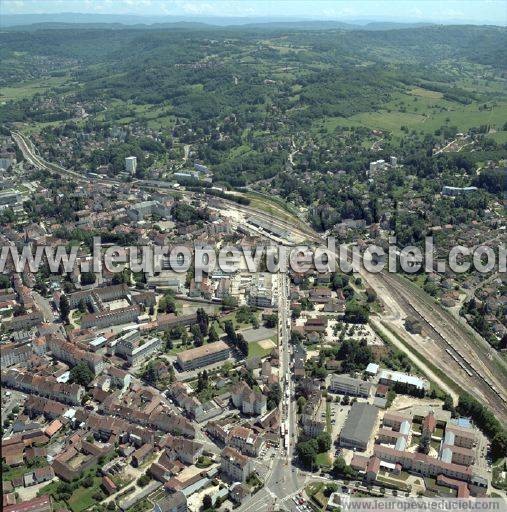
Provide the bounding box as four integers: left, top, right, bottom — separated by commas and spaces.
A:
141, 363, 157, 384
343, 302, 369, 324
202, 494, 213, 511
69, 362, 94, 386
296, 439, 318, 469
59, 294, 70, 322
333, 456, 356, 478
137, 474, 150, 487
419, 434, 430, 455
80, 272, 96, 286
491, 431, 507, 461
264, 313, 278, 328
316, 431, 332, 453
197, 308, 210, 336
267, 382, 281, 410
208, 325, 219, 342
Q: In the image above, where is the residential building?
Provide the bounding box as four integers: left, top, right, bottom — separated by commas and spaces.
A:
231, 381, 267, 416
1, 370, 84, 405
444, 424, 476, 449
0, 344, 32, 369
127, 200, 171, 222
227, 426, 265, 457
220, 447, 253, 483
81, 305, 139, 329
0, 188, 21, 207
248, 273, 276, 307
373, 445, 473, 484
125, 156, 137, 175
132, 443, 154, 467
47, 336, 105, 374
164, 435, 204, 465
115, 336, 162, 366
4, 311, 43, 331
4, 495, 53, 512
442, 186, 478, 196
378, 369, 429, 392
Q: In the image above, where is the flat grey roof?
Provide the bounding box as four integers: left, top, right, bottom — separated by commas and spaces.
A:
340, 402, 379, 445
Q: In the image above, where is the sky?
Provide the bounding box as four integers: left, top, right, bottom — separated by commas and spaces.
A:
2, 0, 506, 25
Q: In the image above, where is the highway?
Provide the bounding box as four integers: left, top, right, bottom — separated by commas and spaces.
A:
13, 131, 507, 422
12, 131, 87, 183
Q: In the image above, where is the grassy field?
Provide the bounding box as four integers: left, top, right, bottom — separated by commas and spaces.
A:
67, 476, 103, 512
0, 75, 71, 102
409, 87, 444, 99
488, 131, 507, 144
315, 452, 332, 467
248, 339, 274, 358
315, 82, 507, 137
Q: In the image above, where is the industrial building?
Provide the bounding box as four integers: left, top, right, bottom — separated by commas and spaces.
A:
339, 403, 379, 451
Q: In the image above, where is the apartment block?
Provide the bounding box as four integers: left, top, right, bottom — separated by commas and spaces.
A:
329, 374, 373, 397
220, 447, 253, 483
115, 335, 162, 366
176, 340, 229, 371
81, 305, 139, 329
231, 381, 267, 416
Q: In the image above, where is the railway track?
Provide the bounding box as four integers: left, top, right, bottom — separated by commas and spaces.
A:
377, 272, 507, 421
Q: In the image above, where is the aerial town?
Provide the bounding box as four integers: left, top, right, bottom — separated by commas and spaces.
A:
1, 3, 507, 512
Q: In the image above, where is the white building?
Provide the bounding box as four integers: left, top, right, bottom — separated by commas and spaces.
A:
441, 186, 478, 196
125, 156, 137, 175
368, 159, 386, 176
248, 273, 276, 308
378, 369, 429, 391
329, 374, 373, 397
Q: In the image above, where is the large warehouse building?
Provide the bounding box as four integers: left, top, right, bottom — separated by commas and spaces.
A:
339, 403, 379, 451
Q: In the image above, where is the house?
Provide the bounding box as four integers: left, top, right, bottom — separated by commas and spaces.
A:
1, 370, 84, 405
304, 317, 327, 333
164, 435, 204, 465
226, 426, 265, 457
309, 287, 332, 304
132, 443, 154, 467
102, 476, 117, 495
24, 466, 54, 487
153, 492, 187, 512
4, 495, 53, 512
